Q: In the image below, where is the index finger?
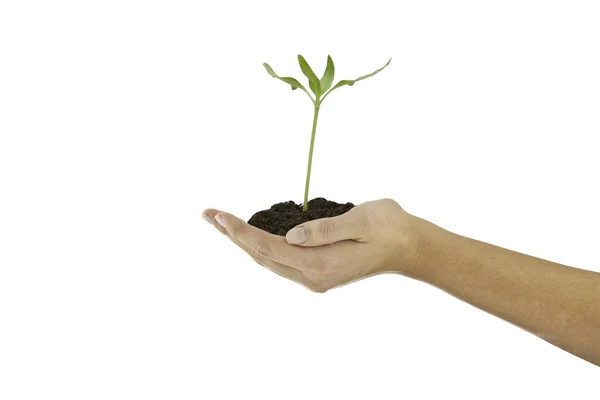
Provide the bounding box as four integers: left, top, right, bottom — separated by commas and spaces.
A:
214, 211, 313, 270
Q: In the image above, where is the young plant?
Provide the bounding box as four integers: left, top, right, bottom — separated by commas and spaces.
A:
263, 55, 391, 211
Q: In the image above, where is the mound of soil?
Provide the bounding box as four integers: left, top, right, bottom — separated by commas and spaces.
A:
247, 197, 354, 236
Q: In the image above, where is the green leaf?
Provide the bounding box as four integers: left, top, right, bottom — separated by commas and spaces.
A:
297, 54, 321, 96
319, 55, 335, 93
263, 63, 306, 91
329, 58, 392, 92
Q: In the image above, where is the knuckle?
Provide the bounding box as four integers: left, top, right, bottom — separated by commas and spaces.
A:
347, 207, 371, 238
227, 222, 242, 238
253, 240, 271, 258
357, 214, 372, 236
308, 281, 328, 293
317, 219, 337, 240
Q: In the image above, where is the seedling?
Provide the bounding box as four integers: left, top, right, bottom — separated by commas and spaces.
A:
264, 55, 391, 211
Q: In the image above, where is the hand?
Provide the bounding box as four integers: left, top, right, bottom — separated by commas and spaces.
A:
203, 199, 429, 293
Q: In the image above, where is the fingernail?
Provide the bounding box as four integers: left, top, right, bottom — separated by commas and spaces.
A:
286, 227, 307, 244
202, 213, 214, 226
214, 213, 226, 228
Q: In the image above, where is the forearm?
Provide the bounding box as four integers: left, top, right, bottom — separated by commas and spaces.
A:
408, 218, 600, 366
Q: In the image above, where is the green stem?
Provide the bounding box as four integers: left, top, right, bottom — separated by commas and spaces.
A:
303, 101, 321, 211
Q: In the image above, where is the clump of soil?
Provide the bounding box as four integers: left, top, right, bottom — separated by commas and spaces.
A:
248, 197, 354, 236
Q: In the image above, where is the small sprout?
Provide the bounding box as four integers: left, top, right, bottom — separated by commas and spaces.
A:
263, 55, 391, 211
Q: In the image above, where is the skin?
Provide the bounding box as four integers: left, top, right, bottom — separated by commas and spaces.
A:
203, 199, 600, 366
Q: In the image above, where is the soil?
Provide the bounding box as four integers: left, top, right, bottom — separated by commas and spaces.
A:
248, 197, 355, 236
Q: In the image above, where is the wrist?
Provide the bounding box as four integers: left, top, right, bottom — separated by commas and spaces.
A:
397, 215, 458, 282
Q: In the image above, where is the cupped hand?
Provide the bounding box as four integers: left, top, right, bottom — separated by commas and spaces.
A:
203, 199, 429, 293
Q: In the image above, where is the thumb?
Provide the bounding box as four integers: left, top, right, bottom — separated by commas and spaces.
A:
285, 208, 366, 247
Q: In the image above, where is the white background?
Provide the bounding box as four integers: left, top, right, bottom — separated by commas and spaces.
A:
1, 0, 599, 398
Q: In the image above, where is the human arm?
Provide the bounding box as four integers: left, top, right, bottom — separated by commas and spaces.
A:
203, 199, 600, 366
416, 218, 600, 366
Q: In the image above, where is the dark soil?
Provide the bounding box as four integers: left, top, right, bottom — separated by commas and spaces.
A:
248, 198, 354, 236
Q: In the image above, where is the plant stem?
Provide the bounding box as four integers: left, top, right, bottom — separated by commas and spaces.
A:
303, 101, 321, 211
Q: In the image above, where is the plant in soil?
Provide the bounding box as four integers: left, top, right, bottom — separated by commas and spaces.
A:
248, 55, 391, 236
